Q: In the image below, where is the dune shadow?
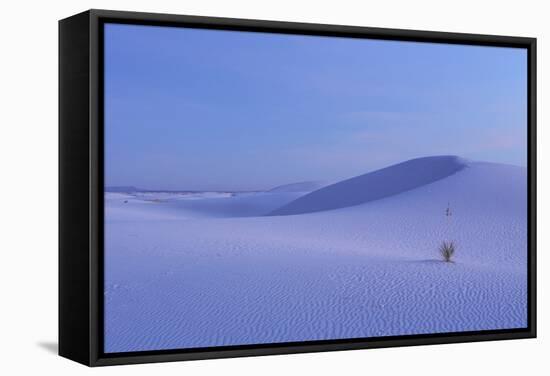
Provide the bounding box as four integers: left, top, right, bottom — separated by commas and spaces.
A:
269, 156, 467, 216
37, 341, 58, 354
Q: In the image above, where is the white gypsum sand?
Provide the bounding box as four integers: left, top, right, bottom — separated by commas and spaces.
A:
104, 156, 527, 352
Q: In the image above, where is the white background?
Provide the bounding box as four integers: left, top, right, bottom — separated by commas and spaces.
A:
0, 0, 547, 374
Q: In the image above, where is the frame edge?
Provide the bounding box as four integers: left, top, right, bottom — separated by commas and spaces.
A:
59, 10, 93, 367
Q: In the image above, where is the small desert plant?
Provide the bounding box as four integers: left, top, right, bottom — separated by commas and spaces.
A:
439, 241, 456, 262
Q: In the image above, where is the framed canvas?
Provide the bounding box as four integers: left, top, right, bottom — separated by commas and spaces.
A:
59, 9, 537, 366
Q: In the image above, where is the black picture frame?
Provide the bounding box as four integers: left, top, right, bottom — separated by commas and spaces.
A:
59, 9, 537, 367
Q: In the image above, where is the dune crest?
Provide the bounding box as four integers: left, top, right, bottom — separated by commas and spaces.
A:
268, 181, 326, 193
268, 156, 468, 216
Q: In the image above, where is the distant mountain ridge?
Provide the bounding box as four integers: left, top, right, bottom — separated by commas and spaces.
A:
105, 186, 139, 192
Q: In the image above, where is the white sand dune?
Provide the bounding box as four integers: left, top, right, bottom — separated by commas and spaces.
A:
106, 191, 306, 220
270, 156, 467, 215
268, 181, 327, 193
104, 157, 527, 352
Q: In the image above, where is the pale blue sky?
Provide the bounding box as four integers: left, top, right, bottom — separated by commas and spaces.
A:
104, 23, 527, 191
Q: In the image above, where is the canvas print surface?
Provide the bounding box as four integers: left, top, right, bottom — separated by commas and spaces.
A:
103, 23, 528, 353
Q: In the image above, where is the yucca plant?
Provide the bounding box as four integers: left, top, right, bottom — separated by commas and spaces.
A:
439, 241, 456, 263
438, 202, 457, 263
